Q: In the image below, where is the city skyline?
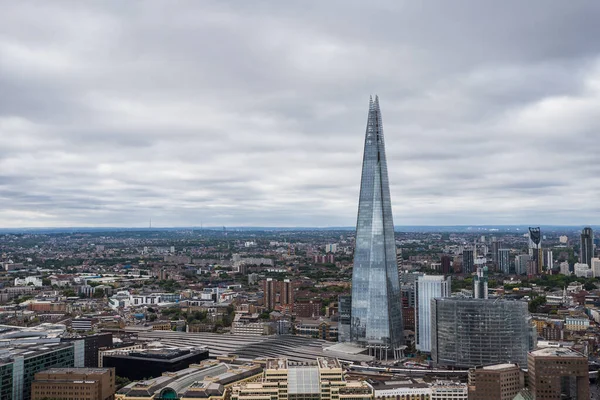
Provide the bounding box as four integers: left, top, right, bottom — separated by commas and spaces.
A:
2, 2, 600, 228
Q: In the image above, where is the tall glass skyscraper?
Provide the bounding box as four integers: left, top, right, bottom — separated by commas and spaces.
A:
350, 96, 404, 360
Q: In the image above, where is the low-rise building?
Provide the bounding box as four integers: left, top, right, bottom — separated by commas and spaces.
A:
565, 316, 590, 332
14, 276, 43, 287
231, 313, 273, 336
232, 358, 372, 400
31, 367, 115, 400
117, 360, 262, 400
294, 318, 338, 341
102, 347, 209, 380
468, 363, 523, 400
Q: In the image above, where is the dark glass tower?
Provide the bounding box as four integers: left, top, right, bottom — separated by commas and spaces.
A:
528, 227, 542, 274
580, 227, 593, 267
350, 96, 404, 360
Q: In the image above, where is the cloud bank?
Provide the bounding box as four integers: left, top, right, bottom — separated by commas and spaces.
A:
1, 1, 600, 227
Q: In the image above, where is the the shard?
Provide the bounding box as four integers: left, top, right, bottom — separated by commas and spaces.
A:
350, 96, 404, 360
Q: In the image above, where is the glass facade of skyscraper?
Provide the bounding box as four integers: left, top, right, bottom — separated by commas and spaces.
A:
416, 275, 451, 353
431, 298, 533, 368
349, 96, 403, 360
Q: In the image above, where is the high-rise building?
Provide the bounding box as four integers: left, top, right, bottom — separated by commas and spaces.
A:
491, 237, 500, 265
592, 258, 600, 278
31, 368, 115, 400
337, 295, 351, 343
61, 333, 113, 368
528, 227, 543, 274
543, 249, 553, 270
528, 347, 589, 399
580, 226, 594, 267
498, 249, 510, 274
349, 96, 403, 360
473, 267, 488, 299
263, 279, 294, 311
281, 279, 293, 306
440, 255, 452, 274
462, 249, 474, 274
415, 275, 451, 353
431, 298, 533, 368
515, 254, 531, 275
574, 263, 592, 278
468, 364, 523, 400
264, 278, 276, 310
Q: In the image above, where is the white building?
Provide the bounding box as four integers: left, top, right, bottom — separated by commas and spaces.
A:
560, 261, 570, 276
416, 275, 451, 353
374, 382, 467, 400
14, 276, 43, 287
574, 263, 592, 278
430, 381, 468, 400
592, 258, 600, 278
559, 235, 568, 244
515, 254, 531, 275
325, 244, 337, 253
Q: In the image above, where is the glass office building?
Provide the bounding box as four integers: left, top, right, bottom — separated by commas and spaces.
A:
431, 298, 533, 368
416, 275, 451, 353
349, 96, 403, 360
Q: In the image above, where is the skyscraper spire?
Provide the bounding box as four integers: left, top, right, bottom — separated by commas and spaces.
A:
347, 96, 404, 360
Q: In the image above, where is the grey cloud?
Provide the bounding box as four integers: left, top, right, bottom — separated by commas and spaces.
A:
0, 1, 600, 227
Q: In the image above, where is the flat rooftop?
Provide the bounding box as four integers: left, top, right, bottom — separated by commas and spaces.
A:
482, 363, 519, 370
530, 347, 585, 358
38, 368, 111, 375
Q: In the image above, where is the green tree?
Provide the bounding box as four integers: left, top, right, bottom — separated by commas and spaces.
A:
528, 296, 547, 313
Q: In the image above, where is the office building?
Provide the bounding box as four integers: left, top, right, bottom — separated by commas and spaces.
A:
0, 342, 82, 400
462, 249, 474, 274
416, 275, 451, 353
515, 254, 530, 276
473, 267, 488, 299
72, 318, 95, 331
62, 333, 113, 368
528, 227, 543, 274
102, 348, 209, 380
498, 249, 510, 274
31, 368, 115, 400
431, 298, 532, 368
231, 358, 373, 400
528, 347, 589, 399
337, 295, 351, 343
580, 226, 594, 267
468, 363, 523, 400
349, 96, 403, 359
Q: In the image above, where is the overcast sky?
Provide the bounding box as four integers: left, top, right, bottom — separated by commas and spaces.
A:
1, 1, 600, 228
